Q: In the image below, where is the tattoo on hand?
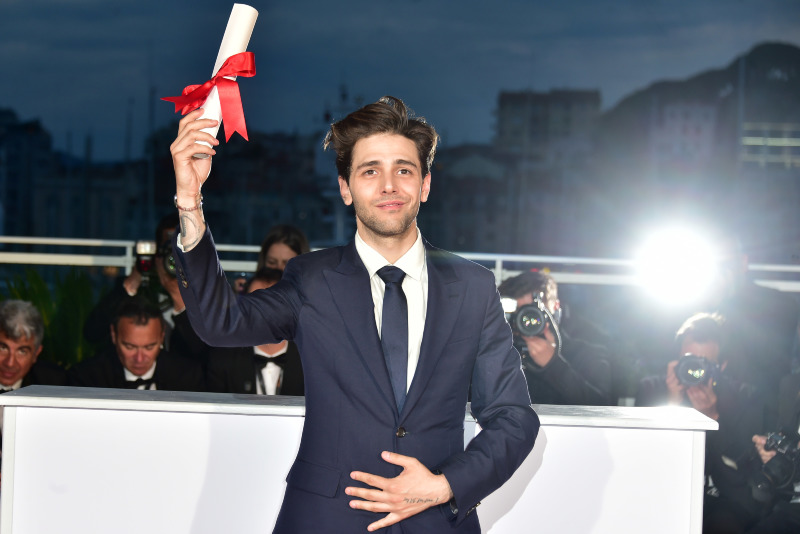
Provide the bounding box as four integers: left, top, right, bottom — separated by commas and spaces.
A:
403, 497, 439, 504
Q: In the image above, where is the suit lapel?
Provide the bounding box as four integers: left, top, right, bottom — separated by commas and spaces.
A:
402, 244, 466, 418
323, 242, 397, 413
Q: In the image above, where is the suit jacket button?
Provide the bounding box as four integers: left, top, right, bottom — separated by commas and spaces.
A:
396, 427, 406, 438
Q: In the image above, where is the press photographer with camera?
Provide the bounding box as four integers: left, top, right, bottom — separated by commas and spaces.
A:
636, 312, 769, 534
498, 271, 613, 406
745, 373, 800, 534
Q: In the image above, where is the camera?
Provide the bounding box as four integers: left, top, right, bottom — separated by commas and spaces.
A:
674, 353, 720, 387
509, 298, 550, 338
135, 240, 157, 276
157, 236, 177, 278
504, 293, 562, 357
750, 429, 800, 503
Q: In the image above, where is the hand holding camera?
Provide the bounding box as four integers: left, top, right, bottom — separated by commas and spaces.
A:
749, 430, 800, 503
506, 293, 562, 369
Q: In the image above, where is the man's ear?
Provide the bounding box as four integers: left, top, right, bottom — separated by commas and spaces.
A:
32, 344, 42, 364
421, 173, 431, 203
109, 324, 117, 344
338, 176, 352, 206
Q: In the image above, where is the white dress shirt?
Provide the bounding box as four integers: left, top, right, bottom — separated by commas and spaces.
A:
254, 343, 288, 395
354, 229, 428, 392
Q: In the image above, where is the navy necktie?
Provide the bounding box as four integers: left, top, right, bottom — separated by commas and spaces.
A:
377, 266, 408, 412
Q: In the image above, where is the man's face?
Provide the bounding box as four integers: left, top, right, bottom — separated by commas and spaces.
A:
680, 338, 721, 364
263, 243, 297, 271
0, 331, 42, 386
111, 317, 164, 377
338, 133, 431, 243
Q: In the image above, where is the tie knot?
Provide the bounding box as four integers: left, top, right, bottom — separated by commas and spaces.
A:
377, 265, 406, 285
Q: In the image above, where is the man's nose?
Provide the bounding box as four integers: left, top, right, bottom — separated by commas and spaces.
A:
380, 173, 397, 193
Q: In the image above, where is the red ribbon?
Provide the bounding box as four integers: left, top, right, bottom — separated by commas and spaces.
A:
162, 51, 256, 142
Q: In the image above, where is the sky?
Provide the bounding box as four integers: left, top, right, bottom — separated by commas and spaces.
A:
2, 0, 799, 161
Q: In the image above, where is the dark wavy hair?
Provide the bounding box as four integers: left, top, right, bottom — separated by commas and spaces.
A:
256, 224, 310, 271
323, 96, 439, 183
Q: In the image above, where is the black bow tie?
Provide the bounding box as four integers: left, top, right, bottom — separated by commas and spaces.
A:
254, 353, 287, 371
125, 378, 155, 389
0, 388, 14, 394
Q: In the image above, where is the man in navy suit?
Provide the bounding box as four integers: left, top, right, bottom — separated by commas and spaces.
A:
170, 96, 539, 533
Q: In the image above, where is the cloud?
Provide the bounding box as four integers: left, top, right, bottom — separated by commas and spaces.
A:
1, 0, 798, 159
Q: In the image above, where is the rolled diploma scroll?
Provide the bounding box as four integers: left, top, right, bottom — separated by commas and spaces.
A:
194, 3, 258, 158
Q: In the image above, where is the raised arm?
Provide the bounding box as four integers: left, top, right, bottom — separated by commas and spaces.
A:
169, 109, 219, 251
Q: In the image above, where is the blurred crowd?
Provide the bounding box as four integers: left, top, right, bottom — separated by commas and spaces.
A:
1, 216, 800, 533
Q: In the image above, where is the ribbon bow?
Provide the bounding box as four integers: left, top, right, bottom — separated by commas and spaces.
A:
161, 51, 256, 141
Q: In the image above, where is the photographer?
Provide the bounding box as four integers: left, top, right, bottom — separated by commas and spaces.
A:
498, 271, 613, 406
636, 313, 768, 533
83, 214, 210, 366
746, 373, 800, 534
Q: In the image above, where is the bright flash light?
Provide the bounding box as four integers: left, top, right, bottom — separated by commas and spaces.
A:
501, 297, 518, 314
634, 227, 719, 305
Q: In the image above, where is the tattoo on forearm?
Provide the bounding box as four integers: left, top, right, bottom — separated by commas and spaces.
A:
403, 497, 440, 504
179, 214, 202, 249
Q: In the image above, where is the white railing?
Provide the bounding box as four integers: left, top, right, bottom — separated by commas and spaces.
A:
1, 236, 800, 292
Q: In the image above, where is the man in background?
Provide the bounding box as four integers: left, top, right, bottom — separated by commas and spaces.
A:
70, 296, 204, 392
206, 268, 304, 395
498, 271, 613, 405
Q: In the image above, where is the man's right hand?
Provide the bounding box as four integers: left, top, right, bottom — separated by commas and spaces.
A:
170, 109, 219, 250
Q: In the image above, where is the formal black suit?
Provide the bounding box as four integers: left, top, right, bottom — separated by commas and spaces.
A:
68, 349, 205, 392
22, 359, 68, 387
206, 341, 304, 396
174, 228, 539, 533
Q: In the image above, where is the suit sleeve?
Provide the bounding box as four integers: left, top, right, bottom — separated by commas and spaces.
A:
173, 227, 300, 348
436, 280, 540, 524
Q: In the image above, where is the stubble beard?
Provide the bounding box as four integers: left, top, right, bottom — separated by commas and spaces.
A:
352, 198, 420, 240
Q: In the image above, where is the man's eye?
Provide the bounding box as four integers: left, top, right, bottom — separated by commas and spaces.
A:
364, 169, 377, 175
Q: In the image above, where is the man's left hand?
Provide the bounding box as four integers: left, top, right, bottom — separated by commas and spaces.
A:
347, 451, 454, 532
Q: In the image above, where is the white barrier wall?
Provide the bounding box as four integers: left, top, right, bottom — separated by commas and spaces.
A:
0, 387, 716, 534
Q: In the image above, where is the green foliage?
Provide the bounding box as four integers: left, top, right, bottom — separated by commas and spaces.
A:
1, 268, 96, 369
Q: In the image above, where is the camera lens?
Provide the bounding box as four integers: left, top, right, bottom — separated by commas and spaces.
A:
674, 354, 712, 387
514, 304, 546, 337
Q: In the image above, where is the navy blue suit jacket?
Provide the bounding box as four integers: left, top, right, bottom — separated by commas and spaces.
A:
174, 228, 539, 533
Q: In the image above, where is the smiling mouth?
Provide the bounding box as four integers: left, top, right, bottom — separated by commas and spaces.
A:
377, 200, 405, 209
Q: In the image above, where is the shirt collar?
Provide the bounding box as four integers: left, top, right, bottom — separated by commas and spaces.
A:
354, 228, 425, 281
1, 379, 23, 391
124, 362, 156, 381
